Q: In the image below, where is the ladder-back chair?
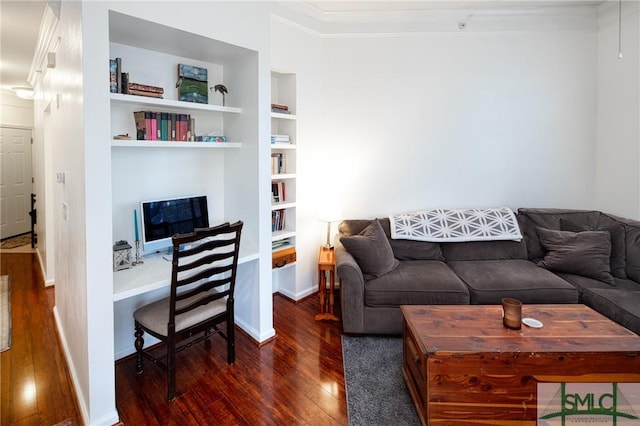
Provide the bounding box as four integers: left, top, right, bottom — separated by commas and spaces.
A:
133, 220, 243, 400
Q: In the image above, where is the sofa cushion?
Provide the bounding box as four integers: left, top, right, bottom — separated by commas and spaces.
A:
555, 272, 640, 300
364, 260, 470, 307
448, 259, 579, 304
582, 288, 640, 335
340, 219, 399, 278
441, 240, 527, 262
536, 227, 615, 285
561, 218, 627, 279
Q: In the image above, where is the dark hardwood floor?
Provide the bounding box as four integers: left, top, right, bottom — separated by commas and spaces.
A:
1, 252, 348, 425
1, 252, 82, 426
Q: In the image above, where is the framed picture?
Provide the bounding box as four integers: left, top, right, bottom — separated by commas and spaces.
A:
177, 64, 208, 104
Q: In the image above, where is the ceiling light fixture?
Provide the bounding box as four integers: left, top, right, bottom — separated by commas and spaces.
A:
618, 0, 623, 59
12, 86, 35, 100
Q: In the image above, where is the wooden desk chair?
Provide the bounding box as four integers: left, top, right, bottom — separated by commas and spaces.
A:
133, 221, 243, 400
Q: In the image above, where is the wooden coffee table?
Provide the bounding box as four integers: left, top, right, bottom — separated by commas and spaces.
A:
401, 304, 640, 425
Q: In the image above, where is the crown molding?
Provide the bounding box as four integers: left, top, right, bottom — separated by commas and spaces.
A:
27, 1, 61, 87
275, 1, 602, 35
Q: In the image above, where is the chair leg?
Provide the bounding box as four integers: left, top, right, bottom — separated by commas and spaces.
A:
167, 326, 176, 401
227, 303, 235, 365
134, 323, 144, 374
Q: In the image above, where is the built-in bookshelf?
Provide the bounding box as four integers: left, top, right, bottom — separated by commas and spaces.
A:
271, 71, 297, 297
108, 10, 264, 357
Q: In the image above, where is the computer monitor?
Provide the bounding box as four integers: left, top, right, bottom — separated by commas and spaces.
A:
140, 195, 209, 253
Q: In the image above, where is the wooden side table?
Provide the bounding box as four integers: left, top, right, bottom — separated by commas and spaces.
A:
315, 246, 339, 321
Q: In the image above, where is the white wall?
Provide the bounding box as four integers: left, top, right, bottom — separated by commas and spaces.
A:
595, 0, 640, 219
321, 30, 598, 219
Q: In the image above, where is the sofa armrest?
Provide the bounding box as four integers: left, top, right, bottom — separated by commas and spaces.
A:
335, 239, 366, 334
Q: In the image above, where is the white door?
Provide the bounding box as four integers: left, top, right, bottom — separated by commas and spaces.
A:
0, 127, 33, 239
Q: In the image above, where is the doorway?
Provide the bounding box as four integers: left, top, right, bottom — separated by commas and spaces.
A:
0, 127, 33, 240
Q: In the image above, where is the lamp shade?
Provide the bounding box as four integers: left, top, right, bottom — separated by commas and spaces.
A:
318, 203, 342, 223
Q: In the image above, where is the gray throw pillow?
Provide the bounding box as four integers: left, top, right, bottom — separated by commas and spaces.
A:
340, 219, 399, 278
536, 227, 615, 286
560, 218, 627, 279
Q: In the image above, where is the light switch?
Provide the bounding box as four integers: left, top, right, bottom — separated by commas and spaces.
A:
62, 202, 69, 221
56, 171, 65, 184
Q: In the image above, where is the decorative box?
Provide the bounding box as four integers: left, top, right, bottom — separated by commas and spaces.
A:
272, 246, 296, 269
113, 240, 132, 271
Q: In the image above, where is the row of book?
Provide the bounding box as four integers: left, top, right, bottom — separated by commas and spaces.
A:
271, 103, 291, 114
272, 209, 287, 232
271, 134, 291, 144
110, 57, 164, 98
271, 181, 286, 204
133, 111, 193, 141
271, 153, 287, 174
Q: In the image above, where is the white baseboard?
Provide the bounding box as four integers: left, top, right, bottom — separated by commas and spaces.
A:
277, 285, 316, 302
53, 306, 120, 426
235, 317, 276, 343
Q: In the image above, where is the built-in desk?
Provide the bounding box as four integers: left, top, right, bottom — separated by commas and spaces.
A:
113, 247, 259, 359
113, 248, 259, 302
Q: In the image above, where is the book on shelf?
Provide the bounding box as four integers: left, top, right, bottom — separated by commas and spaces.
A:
271, 209, 286, 232
271, 134, 290, 144
109, 60, 118, 93
121, 72, 129, 94
271, 152, 286, 174
271, 181, 286, 203
271, 107, 291, 114
116, 57, 122, 94
271, 103, 290, 114
128, 82, 164, 94
129, 89, 164, 99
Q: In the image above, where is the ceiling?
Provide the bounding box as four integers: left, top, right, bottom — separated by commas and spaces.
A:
0, 1, 607, 97
0, 1, 47, 94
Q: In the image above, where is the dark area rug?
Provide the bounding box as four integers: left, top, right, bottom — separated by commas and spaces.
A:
342, 335, 420, 426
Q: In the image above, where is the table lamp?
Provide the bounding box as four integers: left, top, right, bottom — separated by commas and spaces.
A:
318, 203, 342, 248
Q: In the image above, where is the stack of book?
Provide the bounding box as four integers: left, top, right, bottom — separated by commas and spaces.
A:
133, 111, 193, 141
271, 182, 286, 203
271, 134, 290, 144
272, 209, 286, 232
128, 83, 164, 99
271, 153, 286, 174
271, 103, 290, 114
272, 238, 293, 251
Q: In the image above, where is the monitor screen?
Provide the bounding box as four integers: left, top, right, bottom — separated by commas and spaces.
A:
140, 195, 209, 252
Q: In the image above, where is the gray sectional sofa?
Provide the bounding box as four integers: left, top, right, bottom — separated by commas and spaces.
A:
335, 208, 640, 335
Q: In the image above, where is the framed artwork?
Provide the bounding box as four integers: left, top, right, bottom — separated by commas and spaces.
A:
177, 64, 208, 104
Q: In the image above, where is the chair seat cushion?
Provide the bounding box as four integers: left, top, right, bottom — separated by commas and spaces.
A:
134, 289, 227, 336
